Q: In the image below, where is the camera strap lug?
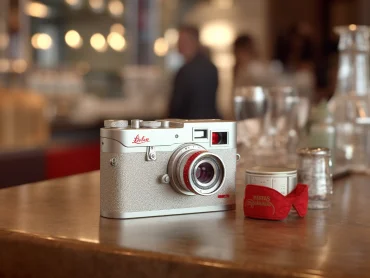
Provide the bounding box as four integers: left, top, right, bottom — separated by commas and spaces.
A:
146, 146, 156, 161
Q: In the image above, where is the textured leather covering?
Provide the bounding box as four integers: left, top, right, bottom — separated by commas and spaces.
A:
100, 148, 236, 216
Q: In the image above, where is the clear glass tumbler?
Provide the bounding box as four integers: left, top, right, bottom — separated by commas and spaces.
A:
234, 86, 268, 166
296, 147, 333, 209
255, 86, 300, 167
234, 86, 268, 147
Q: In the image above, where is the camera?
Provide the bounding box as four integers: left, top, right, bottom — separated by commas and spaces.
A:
100, 119, 238, 219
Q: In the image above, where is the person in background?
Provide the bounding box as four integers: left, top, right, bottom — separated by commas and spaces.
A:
273, 22, 315, 73
233, 34, 258, 85
232, 34, 275, 88
168, 25, 220, 119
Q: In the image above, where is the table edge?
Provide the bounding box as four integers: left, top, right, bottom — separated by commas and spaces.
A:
0, 228, 329, 278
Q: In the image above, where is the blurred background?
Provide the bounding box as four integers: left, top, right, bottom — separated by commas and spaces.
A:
0, 0, 369, 186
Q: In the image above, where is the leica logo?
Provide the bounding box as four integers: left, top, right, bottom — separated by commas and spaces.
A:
132, 135, 150, 144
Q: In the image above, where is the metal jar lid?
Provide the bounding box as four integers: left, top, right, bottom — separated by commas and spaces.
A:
297, 147, 331, 157
245, 166, 297, 176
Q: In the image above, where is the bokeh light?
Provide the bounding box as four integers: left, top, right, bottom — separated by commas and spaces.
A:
154, 38, 169, 57
12, 60, 28, 74
110, 23, 125, 35
213, 0, 234, 9
89, 0, 105, 13
200, 20, 235, 49
0, 34, 9, 50
31, 33, 53, 50
65, 0, 83, 9
65, 30, 83, 49
349, 24, 357, 31
107, 32, 126, 52
90, 33, 107, 52
108, 0, 124, 17
164, 28, 179, 47
0, 59, 10, 73
25, 2, 49, 18
76, 61, 91, 75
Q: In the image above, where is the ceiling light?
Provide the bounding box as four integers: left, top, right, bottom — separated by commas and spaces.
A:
65, 0, 83, 9
31, 33, 53, 50
90, 33, 107, 52
200, 20, 235, 49
107, 32, 126, 52
154, 38, 169, 57
164, 28, 179, 47
25, 2, 49, 18
65, 30, 83, 49
108, 0, 124, 17
89, 0, 105, 13
110, 23, 125, 35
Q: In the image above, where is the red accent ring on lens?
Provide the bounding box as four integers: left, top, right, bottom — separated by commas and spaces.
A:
183, 151, 207, 193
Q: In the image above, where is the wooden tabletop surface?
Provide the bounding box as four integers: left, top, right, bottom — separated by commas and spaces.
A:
0, 169, 369, 278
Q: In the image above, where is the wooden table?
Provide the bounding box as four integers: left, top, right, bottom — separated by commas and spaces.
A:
0, 170, 369, 278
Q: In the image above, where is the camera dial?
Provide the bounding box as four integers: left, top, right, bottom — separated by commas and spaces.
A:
168, 144, 225, 196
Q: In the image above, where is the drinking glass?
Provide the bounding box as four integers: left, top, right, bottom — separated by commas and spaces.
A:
233, 86, 268, 148
297, 147, 333, 209
255, 86, 300, 166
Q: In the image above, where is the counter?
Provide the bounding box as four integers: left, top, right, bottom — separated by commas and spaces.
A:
0, 170, 369, 277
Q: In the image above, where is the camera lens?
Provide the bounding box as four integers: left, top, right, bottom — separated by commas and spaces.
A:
195, 162, 214, 184
167, 144, 226, 196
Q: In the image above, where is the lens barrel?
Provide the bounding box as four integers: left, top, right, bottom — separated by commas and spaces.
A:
168, 144, 226, 196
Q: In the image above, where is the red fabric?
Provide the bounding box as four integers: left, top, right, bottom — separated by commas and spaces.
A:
46, 142, 100, 179
244, 184, 308, 220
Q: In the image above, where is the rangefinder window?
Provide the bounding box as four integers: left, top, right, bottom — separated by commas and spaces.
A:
194, 129, 208, 139
212, 132, 228, 145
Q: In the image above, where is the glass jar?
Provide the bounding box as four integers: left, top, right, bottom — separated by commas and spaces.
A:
296, 147, 333, 209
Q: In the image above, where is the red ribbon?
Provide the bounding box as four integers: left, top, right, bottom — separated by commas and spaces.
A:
243, 184, 308, 220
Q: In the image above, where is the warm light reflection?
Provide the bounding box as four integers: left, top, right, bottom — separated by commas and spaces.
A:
213, 0, 233, 9
107, 32, 126, 52
164, 28, 178, 47
108, 0, 124, 17
90, 33, 107, 52
65, 30, 83, 49
0, 59, 10, 72
76, 61, 91, 75
200, 20, 235, 49
78, 237, 100, 243
349, 24, 357, 31
25, 2, 49, 18
89, 0, 104, 12
12, 59, 28, 73
31, 33, 53, 50
110, 23, 125, 35
154, 37, 169, 56
213, 53, 234, 68
0, 33, 9, 50
65, 0, 82, 8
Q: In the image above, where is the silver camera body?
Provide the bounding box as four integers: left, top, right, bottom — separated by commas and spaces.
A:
100, 119, 237, 219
